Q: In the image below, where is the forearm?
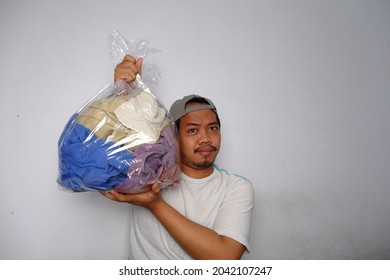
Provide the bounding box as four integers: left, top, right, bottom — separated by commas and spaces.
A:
148, 199, 245, 260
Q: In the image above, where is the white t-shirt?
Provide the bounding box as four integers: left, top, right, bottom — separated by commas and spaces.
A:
128, 166, 254, 259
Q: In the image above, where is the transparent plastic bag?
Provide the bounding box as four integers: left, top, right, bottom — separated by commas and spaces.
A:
108, 29, 162, 86
57, 30, 181, 194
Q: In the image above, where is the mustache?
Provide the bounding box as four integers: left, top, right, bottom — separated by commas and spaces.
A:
194, 145, 218, 152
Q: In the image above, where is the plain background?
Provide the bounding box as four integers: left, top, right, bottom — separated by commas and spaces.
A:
0, 0, 389, 260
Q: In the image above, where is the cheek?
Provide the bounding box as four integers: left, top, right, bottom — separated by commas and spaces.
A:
212, 134, 221, 147
179, 140, 194, 162
179, 137, 193, 152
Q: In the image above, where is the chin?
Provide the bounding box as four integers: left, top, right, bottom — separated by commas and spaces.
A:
194, 160, 214, 169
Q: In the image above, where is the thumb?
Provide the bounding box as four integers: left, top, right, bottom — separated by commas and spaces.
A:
136, 57, 143, 75
151, 182, 160, 194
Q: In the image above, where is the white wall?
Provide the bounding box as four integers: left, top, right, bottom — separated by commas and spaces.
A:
1, 0, 389, 260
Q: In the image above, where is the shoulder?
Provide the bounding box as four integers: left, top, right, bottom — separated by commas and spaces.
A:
213, 165, 253, 186
213, 165, 254, 198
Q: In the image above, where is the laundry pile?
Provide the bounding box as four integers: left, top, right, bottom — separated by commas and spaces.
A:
57, 31, 180, 194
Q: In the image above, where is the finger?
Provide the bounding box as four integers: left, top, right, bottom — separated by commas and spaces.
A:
115, 71, 137, 82
114, 63, 138, 82
107, 190, 128, 202
122, 54, 136, 62
117, 60, 138, 73
136, 57, 143, 74
114, 73, 136, 83
100, 191, 115, 201
100, 190, 127, 202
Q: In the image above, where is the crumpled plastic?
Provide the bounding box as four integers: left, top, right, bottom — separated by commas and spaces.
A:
57, 30, 181, 194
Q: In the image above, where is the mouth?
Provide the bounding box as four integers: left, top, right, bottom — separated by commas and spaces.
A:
194, 146, 217, 157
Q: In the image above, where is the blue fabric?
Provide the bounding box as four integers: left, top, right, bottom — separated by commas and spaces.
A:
57, 114, 134, 192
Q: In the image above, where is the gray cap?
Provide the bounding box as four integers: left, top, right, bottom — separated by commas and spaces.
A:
169, 95, 217, 121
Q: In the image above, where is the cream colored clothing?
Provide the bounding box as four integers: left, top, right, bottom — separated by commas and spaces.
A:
114, 92, 166, 142
77, 92, 170, 152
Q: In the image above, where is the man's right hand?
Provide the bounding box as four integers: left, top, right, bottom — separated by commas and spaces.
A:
114, 55, 143, 82
100, 182, 162, 210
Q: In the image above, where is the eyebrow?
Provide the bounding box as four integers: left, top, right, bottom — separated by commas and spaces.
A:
184, 121, 219, 127
184, 121, 200, 127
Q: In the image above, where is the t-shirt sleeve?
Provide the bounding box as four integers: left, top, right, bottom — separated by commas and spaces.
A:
212, 178, 254, 252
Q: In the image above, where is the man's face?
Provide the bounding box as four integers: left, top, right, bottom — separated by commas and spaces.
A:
178, 103, 221, 177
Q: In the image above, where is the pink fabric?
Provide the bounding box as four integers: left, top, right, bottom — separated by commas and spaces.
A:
115, 123, 181, 194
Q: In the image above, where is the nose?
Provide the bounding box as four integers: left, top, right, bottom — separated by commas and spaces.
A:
199, 128, 212, 144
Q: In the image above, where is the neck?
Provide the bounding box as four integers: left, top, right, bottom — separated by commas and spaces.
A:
181, 165, 214, 179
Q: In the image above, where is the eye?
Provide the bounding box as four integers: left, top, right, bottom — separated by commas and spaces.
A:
188, 128, 198, 134
209, 125, 219, 131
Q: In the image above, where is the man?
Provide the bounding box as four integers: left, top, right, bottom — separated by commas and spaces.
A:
101, 55, 254, 259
